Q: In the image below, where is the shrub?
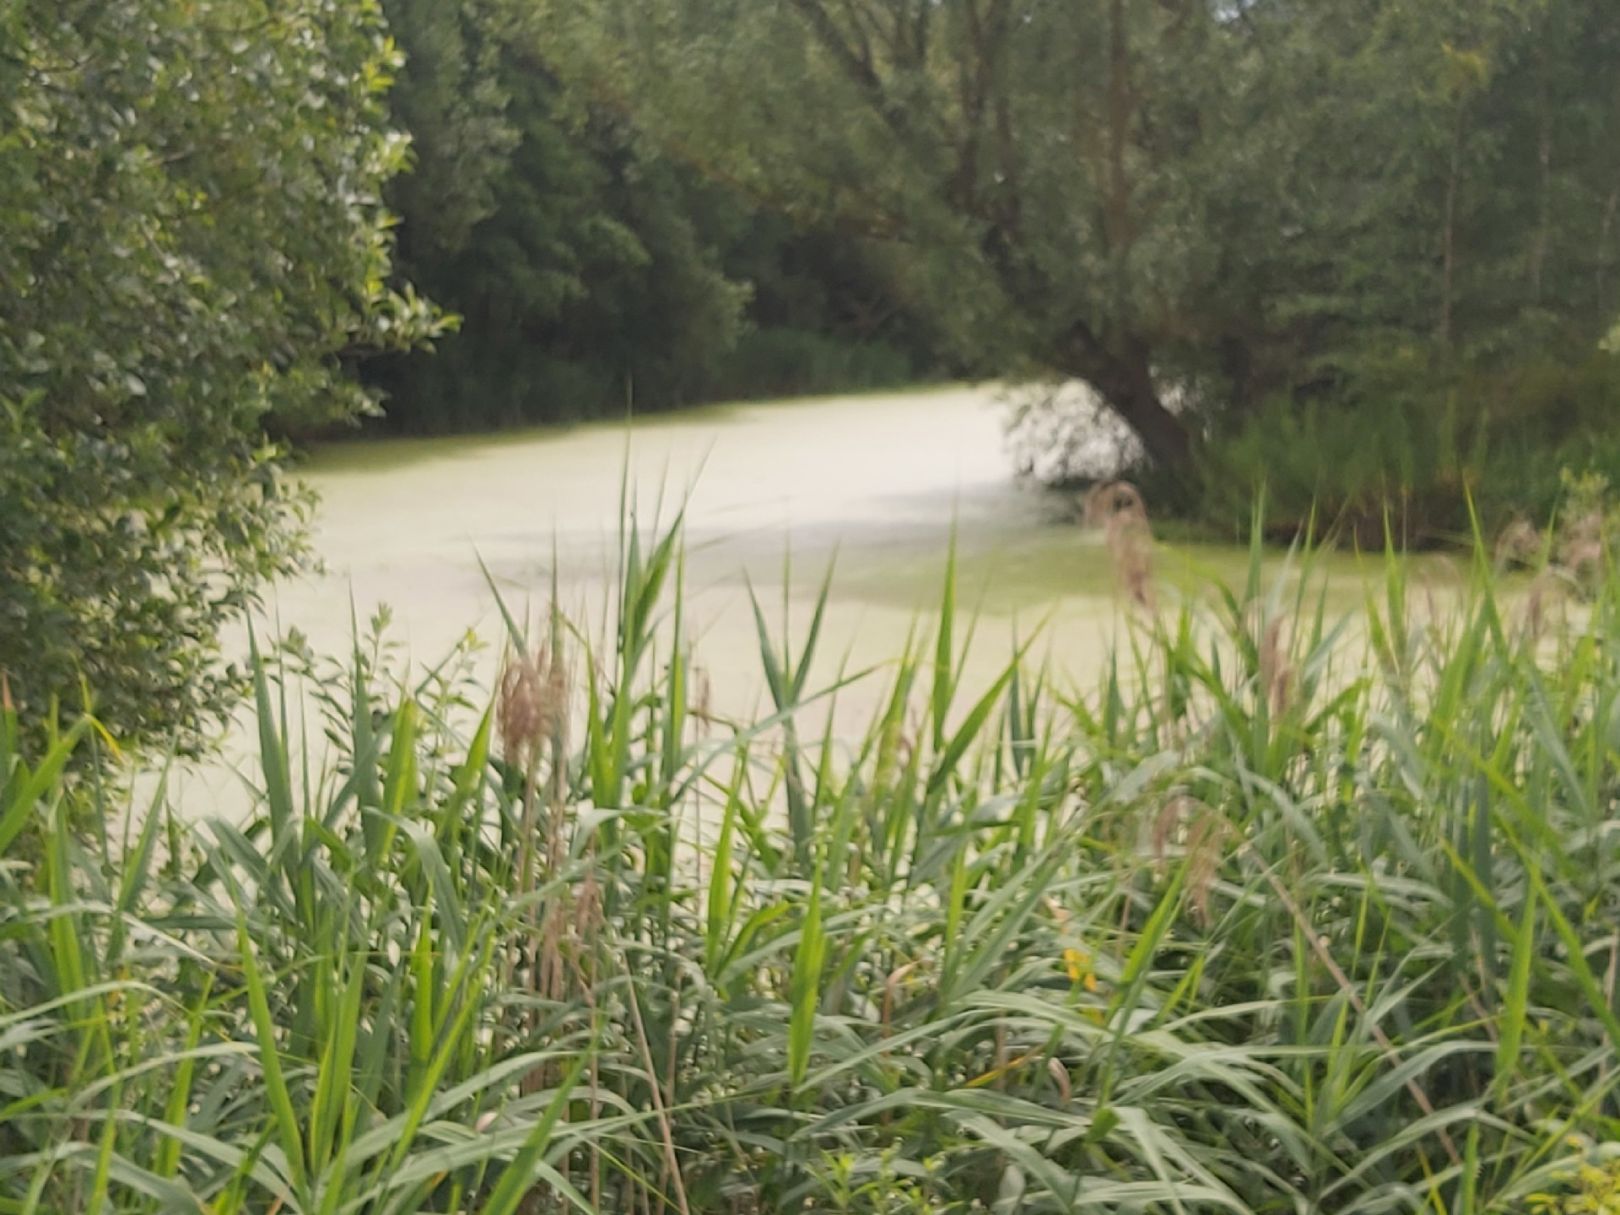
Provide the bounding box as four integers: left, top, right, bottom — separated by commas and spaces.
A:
0, 0, 441, 753
368, 336, 625, 433
702, 326, 921, 401
1532, 1147, 1620, 1215
365, 326, 924, 436
1198, 352, 1620, 545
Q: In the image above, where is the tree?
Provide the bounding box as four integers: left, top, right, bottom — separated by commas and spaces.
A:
544, 0, 1263, 474
1186, 0, 1620, 535
378, 0, 520, 274
365, 4, 753, 431
367, 0, 952, 433
545, 0, 1620, 489
0, 0, 439, 750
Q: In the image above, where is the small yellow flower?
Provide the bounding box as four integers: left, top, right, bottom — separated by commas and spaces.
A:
1062, 947, 1099, 992
1062, 946, 1084, 981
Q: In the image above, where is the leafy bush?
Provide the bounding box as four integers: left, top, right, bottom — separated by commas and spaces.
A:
369, 334, 626, 432
368, 325, 923, 434
5, 510, 1620, 1210
1198, 352, 1620, 544
1532, 1146, 1620, 1215
0, 0, 441, 753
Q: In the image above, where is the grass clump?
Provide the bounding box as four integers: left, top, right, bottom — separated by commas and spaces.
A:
3, 505, 1620, 1212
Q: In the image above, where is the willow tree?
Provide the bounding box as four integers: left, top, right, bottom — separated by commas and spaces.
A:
542, 0, 1307, 474
545, 0, 1620, 484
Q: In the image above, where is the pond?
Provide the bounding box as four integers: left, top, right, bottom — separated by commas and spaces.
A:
171, 384, 1423, 810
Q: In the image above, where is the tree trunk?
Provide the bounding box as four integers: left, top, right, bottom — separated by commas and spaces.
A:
1060, 330, 1194, 486
1103, 372, 1194, 477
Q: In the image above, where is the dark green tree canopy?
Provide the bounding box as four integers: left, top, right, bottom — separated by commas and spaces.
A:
546, 0, 1620, 482
365, 0, 933, 432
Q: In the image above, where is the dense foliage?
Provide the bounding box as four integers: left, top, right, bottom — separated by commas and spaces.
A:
1190, 0, 1620, 538
362, 0, 939, 432
549, 0, 1620, 524
0, 0, 439, 750
10, 5, 1620, 1205
4, 512, 1620, 1211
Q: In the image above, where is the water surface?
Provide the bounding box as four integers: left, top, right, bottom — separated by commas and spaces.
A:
177, 385, 1407, 810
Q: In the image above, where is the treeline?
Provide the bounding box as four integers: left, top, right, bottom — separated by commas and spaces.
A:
542, 0, 1620, 539
360, 0, 1620, 539
359, 0, 946, 433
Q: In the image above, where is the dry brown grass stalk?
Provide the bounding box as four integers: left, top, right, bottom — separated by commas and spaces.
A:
1085, 481, 1156, 611
1258, 617, 1293, 717
1150, 794, 1231, 927
498, 630, 583, 1114
622, 952, 694, 1215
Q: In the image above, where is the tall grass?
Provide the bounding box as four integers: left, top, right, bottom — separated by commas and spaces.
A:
2, 505, 1619, 1212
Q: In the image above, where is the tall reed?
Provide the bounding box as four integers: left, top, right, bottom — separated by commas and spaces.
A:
1, 501, 1618, 1212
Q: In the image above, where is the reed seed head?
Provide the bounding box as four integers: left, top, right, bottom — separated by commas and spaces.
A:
497, 641, 567, 769
1151, 796, 1188, 874
574, 869, 603, 940
692, 665, 713, 736
1184, 810, 1232, 929
1154, 794, 1230, 927
1083, 479, 1148, 529
1558, 509, 1607, 587
1258, 617, 1293, 716
1085, 481, 1156, 611
1494, 517, 1542, 569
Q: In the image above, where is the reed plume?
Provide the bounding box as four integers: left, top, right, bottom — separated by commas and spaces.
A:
1258, 616, 1293, 717
1559, 508, 1606, 588
1085, 480, 1156, 611
1151, 794, 1231, 927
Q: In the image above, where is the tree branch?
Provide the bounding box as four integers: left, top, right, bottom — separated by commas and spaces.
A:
782, 0, 941, 156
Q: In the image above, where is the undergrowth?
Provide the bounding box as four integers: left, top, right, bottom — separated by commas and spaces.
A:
2, 504, 1620, 1212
